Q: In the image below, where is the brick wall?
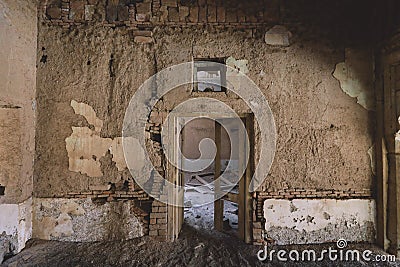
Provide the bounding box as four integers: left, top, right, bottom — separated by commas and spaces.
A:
146, 118, 168, 241
40, 0, 281, 29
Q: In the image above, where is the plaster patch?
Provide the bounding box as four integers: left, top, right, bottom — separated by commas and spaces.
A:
333, 48, 375, 110
52, 213, 74, 238
66, 101, 144, 177
65, 127, 112, 177
33, 216, 56, 240
0, 198, 32, 253
71, 100, 103, 133
33, 198, 145, 241
60, 201, 85, 216
110, 137, 144, 171
396, 116, 400, 142
264, 199, 375, 244
226, 56, 249, 74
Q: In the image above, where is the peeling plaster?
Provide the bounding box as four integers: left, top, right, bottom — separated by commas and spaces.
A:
333, 48, 375, 110
66, 100, 145, 177
396, 116, 400, 142
65, 127, 112, 177
264, 199, 376, 244
71, 100, 103, 133
226, 56, 249, 74
110, 137, 144, 172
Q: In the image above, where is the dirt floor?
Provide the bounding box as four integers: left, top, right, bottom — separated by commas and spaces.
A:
1, 225, 399, 267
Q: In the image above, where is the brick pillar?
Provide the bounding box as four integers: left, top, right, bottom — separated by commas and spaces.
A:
149, 200, 168, 240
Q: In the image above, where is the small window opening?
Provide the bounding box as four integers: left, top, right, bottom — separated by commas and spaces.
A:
193, 58, 227, 92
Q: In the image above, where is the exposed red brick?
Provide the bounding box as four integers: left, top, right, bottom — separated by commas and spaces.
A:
149, 230, 158, 236
46, 6, 62, 19
150, 212, 166, 219
216, 6, 225, 22
136, 2, 152, 14
158, 206, 167, 212
162, 0, 177, 7
179, 6, 189, 22
158, 229, 167, 235
157, 218, 167, 224
207, 5, 217, 22
237, 9, 246, 23
198, 5, 207, 23
206, 0, 217, 6
117, 5, 130, 21
168, 7, 179, 22
69, 0, 85, 20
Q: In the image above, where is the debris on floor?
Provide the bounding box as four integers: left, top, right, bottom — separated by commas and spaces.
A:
2, 225, 399, 267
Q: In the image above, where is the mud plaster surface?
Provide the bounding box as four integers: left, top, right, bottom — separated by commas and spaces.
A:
0, 0, 37, 204
35, 23, 374, 196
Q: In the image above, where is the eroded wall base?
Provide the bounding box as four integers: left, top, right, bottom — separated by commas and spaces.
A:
0, 198, 32, 260
263, 199, 376, 245
33, 198, 147, 242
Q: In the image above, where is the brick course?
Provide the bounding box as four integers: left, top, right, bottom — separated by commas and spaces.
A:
40, 0, 281, 30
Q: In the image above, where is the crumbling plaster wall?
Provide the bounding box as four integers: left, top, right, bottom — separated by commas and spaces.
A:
34, 0, 376, 244
35, 25, 375, 196
34, 25, 155, 195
